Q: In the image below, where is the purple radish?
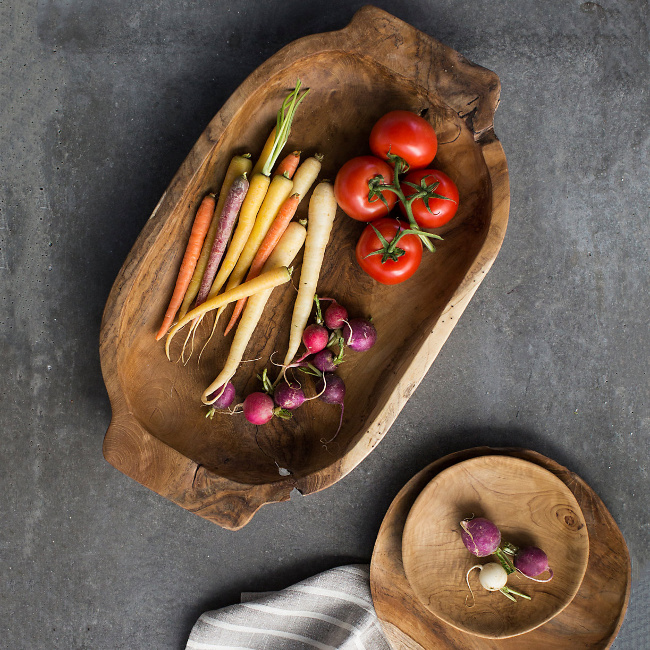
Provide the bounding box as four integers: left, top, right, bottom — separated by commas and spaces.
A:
315, 373, 346, 442
243, 392, 275, 425
274, 382, 306, 410
514, 546, 553, 581
324, 301, 348, 330
206, 382, 236, 409
460, 517, 501, 557
342, 318, 377, 351
312, 349, 338, 372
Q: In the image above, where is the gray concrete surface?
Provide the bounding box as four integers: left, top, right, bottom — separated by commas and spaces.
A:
1, 0, 648, 648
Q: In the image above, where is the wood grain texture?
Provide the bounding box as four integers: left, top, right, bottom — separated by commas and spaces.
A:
100, 6, 510, 530
370, 448, 631, 649
402, 456, 589, 638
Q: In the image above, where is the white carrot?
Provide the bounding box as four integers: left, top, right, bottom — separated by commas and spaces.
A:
280, 181, 337, 373
202, 222, 307, 404
165, 266, 292, 360
290, 153, 323, 204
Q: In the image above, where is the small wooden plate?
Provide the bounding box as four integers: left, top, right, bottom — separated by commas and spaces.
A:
100, 6, 509, 530
370, 448, 631, 649
402, 455, 589, 638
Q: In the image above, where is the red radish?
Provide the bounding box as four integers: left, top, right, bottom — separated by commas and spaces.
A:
274, 382, 306, 410
243, 392, 275, 425
194, 174, 250, 307
302, 323, 329, 355
315, 373, 346, 442
324, 302, 348, 330
206, 382, 236, 409
342, 318, 377, 351
460, 517, 501, 557
514, 546, 553, 581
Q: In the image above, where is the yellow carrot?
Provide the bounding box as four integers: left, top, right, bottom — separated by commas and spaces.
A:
291, 153, 323, 204
165, 266, 292, 359
202, 222, 306, 404
212, 173, 293, 329
251, 127, 276, 177
281, 181, 337, 372
178, 155, 252, 319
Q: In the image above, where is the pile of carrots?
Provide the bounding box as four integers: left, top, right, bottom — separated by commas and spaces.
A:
155, 81, 339, 407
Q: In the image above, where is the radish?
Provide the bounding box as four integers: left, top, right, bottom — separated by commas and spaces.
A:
243, 392, 275, 425
207, 382, 236, 409
315, 373, 346, 443
460, 517, 501, 557
466, 562, 531, 604
324, 302, 348, 330
312, 348, 341, 373
342, 318, 377, 351
513, 546, 554, 582
302, 323, 329, 355
274, 381, 306, 410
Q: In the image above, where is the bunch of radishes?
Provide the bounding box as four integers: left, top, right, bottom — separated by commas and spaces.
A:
206, 295, 377, 433
460, 516, 553, 604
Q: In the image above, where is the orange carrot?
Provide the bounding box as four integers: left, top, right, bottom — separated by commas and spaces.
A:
223, 192, 300, 335
273, 151, 301, 179
155, 193, 215, 341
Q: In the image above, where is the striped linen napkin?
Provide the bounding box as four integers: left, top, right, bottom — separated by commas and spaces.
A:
186, 564, 391, 649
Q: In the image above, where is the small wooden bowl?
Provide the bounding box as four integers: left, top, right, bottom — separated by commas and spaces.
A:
401, 455, 589, 638
100, 6, 509, 529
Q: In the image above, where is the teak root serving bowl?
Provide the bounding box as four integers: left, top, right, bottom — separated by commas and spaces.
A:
100, 6, 510, 529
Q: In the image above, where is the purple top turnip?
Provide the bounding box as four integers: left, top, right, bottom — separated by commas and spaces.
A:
342, 318, 377, 352
274, 382, 306, 411
324, 301, 348, 330
243, 392, 275, 425
514, 546, 553, 581
460, 517, 501, 557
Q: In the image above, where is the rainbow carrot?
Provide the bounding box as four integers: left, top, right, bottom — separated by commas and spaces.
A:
155, 193, 215, 340
223, 192, 300, 335
273, 151, 301, 179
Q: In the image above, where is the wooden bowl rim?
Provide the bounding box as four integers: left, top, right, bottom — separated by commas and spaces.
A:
100, 6, 510, 530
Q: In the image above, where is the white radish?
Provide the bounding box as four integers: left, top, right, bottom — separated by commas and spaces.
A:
280, 181, 337, 374
291, 154, 323, 204
202, 222, 307, 404
466, 562, 531, 605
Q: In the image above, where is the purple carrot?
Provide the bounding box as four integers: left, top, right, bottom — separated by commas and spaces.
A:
194, 174, 249, 306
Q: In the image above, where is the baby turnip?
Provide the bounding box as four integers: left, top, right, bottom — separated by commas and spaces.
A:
315, 373, 346, 443
466, 562, 531, 604
514, 546, 553, 582
342, 318, 377, 351
324, 301, 348, 330
460, 517, 501, 557
243, 392, 275, 425
274, 381, 306, 411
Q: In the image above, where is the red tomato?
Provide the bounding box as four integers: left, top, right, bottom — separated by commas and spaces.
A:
334, 156, 397, 222
400, 169, 459, 228
369, 110, 438, 170
356, 218, 422, 285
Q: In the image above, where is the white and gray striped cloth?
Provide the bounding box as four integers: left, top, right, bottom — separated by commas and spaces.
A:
186, 564, 391, 650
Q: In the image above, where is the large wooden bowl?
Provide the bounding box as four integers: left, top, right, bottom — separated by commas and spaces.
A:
402, 456, 590, 638
100, 6, 510, 530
